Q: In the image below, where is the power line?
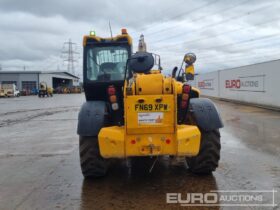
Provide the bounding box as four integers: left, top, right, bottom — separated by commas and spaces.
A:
156, 17, 279, 51
199, 48, 280, 63
197, 50, 280, 64
61, 39, 79, 75
185, 20, 279, 46
197, 41, 280, 59
129, 0, 187, 32
130, 0, 219, 36
156, 31, 280, 58
165, 53, 280, 73
193, 34, 280, 52
143, 0, 251, 37
150, 3, 272, 44
162, 39, 280, 67
166, 42, 280, 65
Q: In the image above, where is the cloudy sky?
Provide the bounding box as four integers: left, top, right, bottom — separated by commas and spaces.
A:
0, 0, 279, 76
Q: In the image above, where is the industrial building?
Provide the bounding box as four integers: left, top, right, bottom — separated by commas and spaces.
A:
0, 71, 80, 92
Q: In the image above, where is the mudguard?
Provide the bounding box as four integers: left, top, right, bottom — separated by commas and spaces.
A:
77, 101, 106, 136
189, 98, 223, 131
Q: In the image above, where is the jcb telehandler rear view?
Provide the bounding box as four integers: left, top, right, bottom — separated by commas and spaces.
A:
77, 29, 223, 178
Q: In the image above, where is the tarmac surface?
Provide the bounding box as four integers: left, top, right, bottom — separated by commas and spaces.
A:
0, 94, 279, 210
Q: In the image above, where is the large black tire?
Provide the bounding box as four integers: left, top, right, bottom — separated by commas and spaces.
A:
79, 136, 108, 178
186, 130, 221, 174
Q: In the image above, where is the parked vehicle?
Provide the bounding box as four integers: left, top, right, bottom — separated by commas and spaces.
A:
38, 82, 53, 97
0, 84, 20, 97
77, 29, 223, 178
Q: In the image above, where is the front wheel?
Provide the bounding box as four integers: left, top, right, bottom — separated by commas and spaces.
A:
186, 130, 221, 174
79, 136, 108, 178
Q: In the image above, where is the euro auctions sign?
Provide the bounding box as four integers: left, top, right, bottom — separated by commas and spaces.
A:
225, 75, 265, 92
198, 79, 214, 90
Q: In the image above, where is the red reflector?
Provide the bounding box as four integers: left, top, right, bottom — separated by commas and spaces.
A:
166, 139, 171, 144
183, 85, 191, 93
181, 100, 187, 108
107, 86, 116, 95
131, 139, 136, 144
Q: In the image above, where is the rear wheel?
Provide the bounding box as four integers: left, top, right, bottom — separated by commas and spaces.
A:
79, 136, 108, 178
186, 130, 221, 174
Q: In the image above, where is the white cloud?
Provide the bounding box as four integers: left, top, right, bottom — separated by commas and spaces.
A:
0, 0, 279, 75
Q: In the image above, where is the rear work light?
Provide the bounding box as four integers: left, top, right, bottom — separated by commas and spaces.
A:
107, 85, 116, 95
107, 85, 119, 111
181, 84, 191, 109
183, 85, 191, 93
111, 103, 119, 111
109, 95, 117, 103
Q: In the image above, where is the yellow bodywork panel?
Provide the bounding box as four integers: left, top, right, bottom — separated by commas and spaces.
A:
191, 87, 200, 97
135, 73, 164, 95
125, 95, 175, 134
175, 82, 183, 94
98, 125, 200, 158
135, 73, 173, 95
185, 64, 194, 75
98, 126, 125, 158
98, 71, 201, 159
176, 125, 201, 156
163, 77, 172, 94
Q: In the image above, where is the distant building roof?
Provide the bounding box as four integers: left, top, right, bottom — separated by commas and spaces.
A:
0, 71, 79, 79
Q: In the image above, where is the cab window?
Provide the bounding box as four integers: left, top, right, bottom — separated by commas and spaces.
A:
87, 46, 128, 81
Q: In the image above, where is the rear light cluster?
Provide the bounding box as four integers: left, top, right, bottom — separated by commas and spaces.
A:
181, 84, 191, 109
107, 85, 119, 111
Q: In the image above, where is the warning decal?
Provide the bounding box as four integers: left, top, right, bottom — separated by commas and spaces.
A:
138, 112, 163, 125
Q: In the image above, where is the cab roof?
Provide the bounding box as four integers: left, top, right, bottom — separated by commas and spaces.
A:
83, 29, 132, 46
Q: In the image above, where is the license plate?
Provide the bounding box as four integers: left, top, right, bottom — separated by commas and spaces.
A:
134, 103, 169, 112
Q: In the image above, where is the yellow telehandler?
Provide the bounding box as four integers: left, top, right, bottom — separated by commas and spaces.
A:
38, 82, 53, 97
77, 29, 223, 177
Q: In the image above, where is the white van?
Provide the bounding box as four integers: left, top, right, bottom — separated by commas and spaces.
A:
0, 84, 20, 97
